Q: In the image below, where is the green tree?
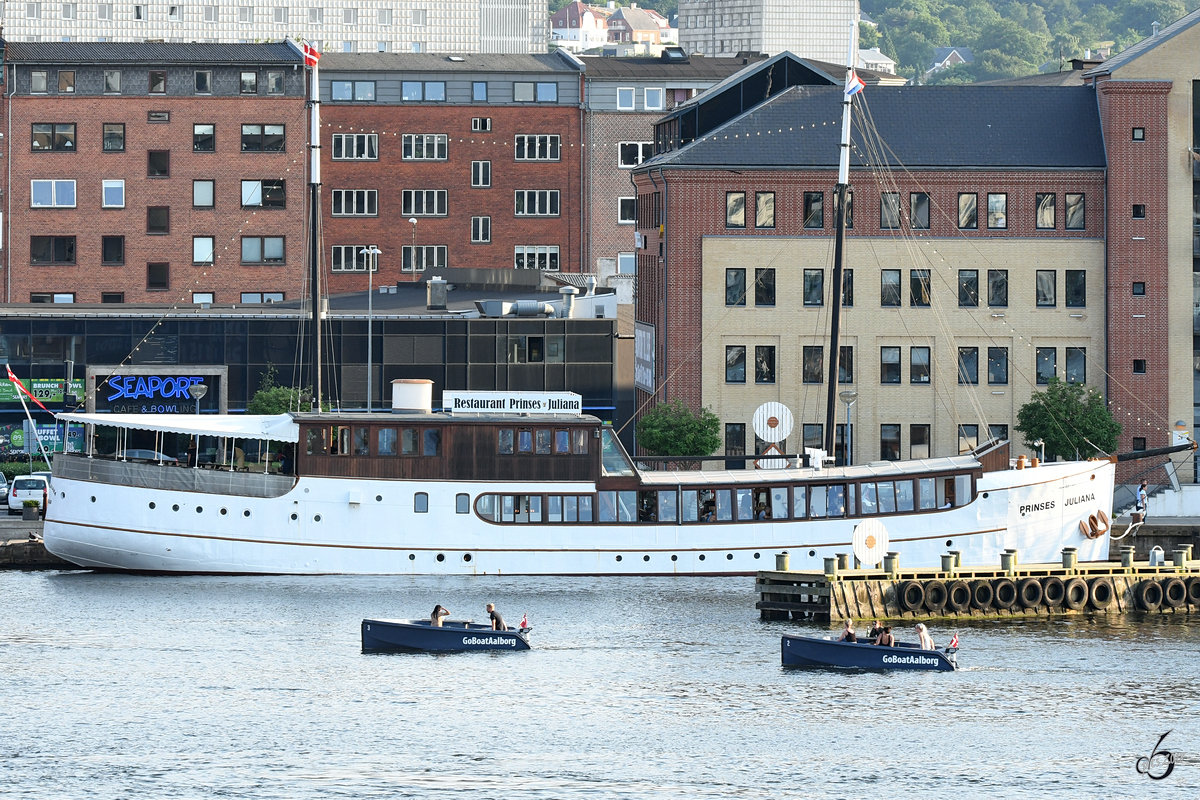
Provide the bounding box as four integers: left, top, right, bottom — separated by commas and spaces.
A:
246, 365, 313, 415
1015, 378, 1120, 460
636, 399, 721, 457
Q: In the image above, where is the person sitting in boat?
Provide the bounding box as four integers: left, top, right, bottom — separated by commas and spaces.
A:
867, 620, 884, 639
874, 626, 895, 647
701, 501, 716, 522
915, 623, 935, 650
431, 605, 450, 627
486, 603, 507, 631
837, 619, 857, 643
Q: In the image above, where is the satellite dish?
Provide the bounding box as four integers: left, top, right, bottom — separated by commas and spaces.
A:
752, 402, 793, 444
852, 519, 889, 567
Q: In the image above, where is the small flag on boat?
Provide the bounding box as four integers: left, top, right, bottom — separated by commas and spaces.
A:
301, 41, 321, 67
949, 632, 959, 649
6, 364, 50, 412
520, 612, 528, 628
844, 70, 866, 97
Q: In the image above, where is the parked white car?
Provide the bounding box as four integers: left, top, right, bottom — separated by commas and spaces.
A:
8, 475, 49, 515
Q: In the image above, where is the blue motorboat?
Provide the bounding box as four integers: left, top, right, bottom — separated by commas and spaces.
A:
361, 618, 532, 653
781, 634, 957, 671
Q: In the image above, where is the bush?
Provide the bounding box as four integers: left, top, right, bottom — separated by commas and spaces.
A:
0, 460, 51, 482
22, 499, 39, 508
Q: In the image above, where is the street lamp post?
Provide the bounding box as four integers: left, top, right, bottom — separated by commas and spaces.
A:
359, 245, 381, 413
838, 390, 858, 466
408, 217, 417, 272
187, 382, 208, 469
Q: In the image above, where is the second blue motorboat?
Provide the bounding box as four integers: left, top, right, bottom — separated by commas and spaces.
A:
362, 618, 532, 653
781, 633, 957, 671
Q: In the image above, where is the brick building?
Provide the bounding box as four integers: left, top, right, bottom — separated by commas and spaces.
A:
318, 52, 586, 293
2, 41, 308, 305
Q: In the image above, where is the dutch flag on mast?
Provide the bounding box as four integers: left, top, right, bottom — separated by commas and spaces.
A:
844, 69, 866, 98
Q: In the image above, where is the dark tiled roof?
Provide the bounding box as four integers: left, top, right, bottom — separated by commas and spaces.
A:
318, 52, 579, 73
3, 40, 303, 64
648, 84, 1105, 170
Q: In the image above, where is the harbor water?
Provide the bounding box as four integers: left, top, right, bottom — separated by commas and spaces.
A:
2, 571, 1198, 799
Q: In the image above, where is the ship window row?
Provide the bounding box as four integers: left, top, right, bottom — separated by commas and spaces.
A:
475, 474, 973, 525
309, 425, 441, 457
720, 190, 1088, 233
497, 428, 588, 455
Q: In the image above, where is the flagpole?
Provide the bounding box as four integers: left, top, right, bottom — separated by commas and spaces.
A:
13, 379, 52, 471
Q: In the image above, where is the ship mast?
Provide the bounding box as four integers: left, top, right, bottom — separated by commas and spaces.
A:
306, 43, 323, 413
823, 19, 859, 457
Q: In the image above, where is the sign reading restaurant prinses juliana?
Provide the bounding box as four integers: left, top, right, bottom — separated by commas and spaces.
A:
443, 391, 582, 415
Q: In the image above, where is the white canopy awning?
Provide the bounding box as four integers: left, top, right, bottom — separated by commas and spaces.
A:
56, 413, 299, 443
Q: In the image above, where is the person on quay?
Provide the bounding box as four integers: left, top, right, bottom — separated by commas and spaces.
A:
1137, 482, 1149, 521
874, 626, 895, 647
430, 604, 450, 627
837, 619, 857, 643
486, 602, 507, 631
915, 622, 935, 650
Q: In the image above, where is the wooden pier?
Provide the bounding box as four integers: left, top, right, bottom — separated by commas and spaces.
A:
757, 546, 1200, 625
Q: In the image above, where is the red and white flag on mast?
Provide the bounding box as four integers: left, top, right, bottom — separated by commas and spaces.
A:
6, 364, 50, 412
301, 41, 321, 68
949, 632, 959, 649
520, 613, 528, 628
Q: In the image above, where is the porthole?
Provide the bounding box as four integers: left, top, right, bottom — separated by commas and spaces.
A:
408, 553, 416, 561
196, 507, 203, 513
698, 554, 706, 561
376, 495, 383, 502
726, 553, 734, 560
436, 553, 445, 562
463, 553, 472, 563
670, 554, 678, 562
314, 514, 321, 522
982, 492, 989, 499
945, 540, 952, 547
615, 555, 623, 562
643, 555, 650, 562
172, 504, 180, 512
220, 508, 227, 516
90, 496, 96, 503
243, 510, 251, 518
808, 550, 816, 557
753, 552, 760, 559
290, 513, 297, 521
149, 502, 156, 509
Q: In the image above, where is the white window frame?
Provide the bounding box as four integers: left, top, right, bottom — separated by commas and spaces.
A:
471, 216, 491, 243
167, 4, 180, 21
378, 8, 393, 25
617, 86, 635, 110
101, 179, 125, 208
62, 2, 76, 19
471, 117, 491, 132
644, 87, 664, 110
618, 141, 653, 168
237, 5, 252, 23
30, 179, 76, 208
514, 245, 560, 271
331, 189, 378, 216
617, 252, 636, 274
402, 189, 447, 217
331, 133, 378, 160
514, 190, 560, 217
618, 196, 636, 224
331, 244, 375, 273
273, 6, 287, 23
402, 245, 446, 272
514, 134, 560, 161
193, 179, 215, 208
193, 236, 215, 264
471, 160, 491, 188
133, 4, 146, 20
309, 7, 323, 23
203, 4, 217, 22
97, 3, 112, 20
401, 133, 447, 161
193, 292, 214, 304
240, 179, 286, 208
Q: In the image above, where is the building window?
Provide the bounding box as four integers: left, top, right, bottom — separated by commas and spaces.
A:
616, 87, 634, 110
802, 346, 823, 384
755, 346, 775, 384
242, 236, 285, 264
1036, 347, 1057, 384
644, 87, 664, 110
1132, 127, 1144, 141
30, 179, 75, 208
513, 190, 559, 217
31, 122, 75, 151
401, 80, 445, 101
147, 111, 169, 123
55, 70, 75, 93
149, 71, 166, 93
755, 268, 775, 307
1065, 193, 1085, 230
958, 193, 977, 229
193, 124, 215, 152
725, 423, 746, 468
726, 269, 745, 306
193, 292, 214, 305
841, 270, 854, 307
401, 189, 446, 217
839, 345, 854, 383
618, 141, 653, 168
958, 347, 979, 385
880, 425, 901, 461
103, 70, 121, 93
880, 347, 900, 384
333, 189, 379, 216
1133, 359, 1147, 374
987, 193, 1007, 228
958, 269, 979, 307
910, 347, 931, 384
332, 133, 378, 160
535, 82, 557, 102
1133, 436, 1146, 451
62, 2, 76, 18
1036, 192, 1055, 229
1035, 270, 1056, 307
1132, 282, 1146, 296
471, 81, 487, 101
1132, 204, 1146, 219
988, 269, 1008, 307
1065, 270, 1086, 307
147, 262, 169, 291
617, 253, 635, 274
754, 192, 774, 228
910, 424, 930, 459
987, 424, 1009, 445
959, 424, 979, 454
988, 347, 1008, 384
725, 345, 746, 383
30, 292, 75, 304
194, 70, 212, 94
803, 191, 824, 229
618, 197, 637, 224
237, 4, 251, 22
101, 236, 124, 265
881, 270, 901, 307
146, 207, 169, 234
29, 236, 76, 264
471, 160, 491, 188
471, 216, 491, 243
101, 292, 123, 303
240, 71, 258, 94
147, 150, 170, 177
1066, 347, 1086, 383
725, 192, 745, 228
103, 123, 125, 152
331, 245, 373, 272
910, 192, 929, 229
835, 189, 854, 229
910, 269, 931, 307
241, 124, 284, 152
241, 292, 284, 304
401, 133, 447, 160
101, 179, 124, 208
803, 269, 824, 306
193, 236, 215, 264
512, 245, 557, 271
241, 180, 286, 208
471, 117, 492, 132
193, 179, 214, 208
331, 81, 376, 101
881, 192, 900, 229
514, 134, 560, 161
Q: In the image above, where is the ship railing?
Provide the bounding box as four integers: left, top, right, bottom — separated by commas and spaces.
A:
53, 452, 295, 499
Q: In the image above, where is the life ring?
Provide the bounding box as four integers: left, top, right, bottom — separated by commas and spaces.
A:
1187, 576, 1200, 606
1041, 576, 1066, 608
992, 578, 1017, 610
924, 579, 948, 612
1135, 579, 1163, 611
1088, 577, 1115, 610
946, 580, 971, 613
1018, 577, 1044, 609
969, 580, 994, 610
898, 580, 925, 611
1161, 577, 1186, 609
1063, 577, 1088, 610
